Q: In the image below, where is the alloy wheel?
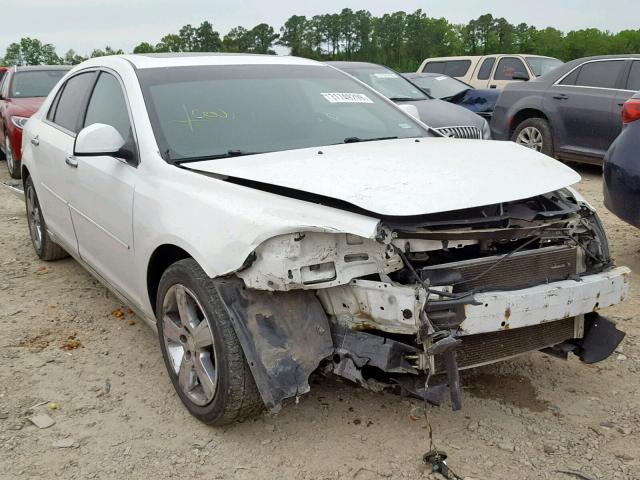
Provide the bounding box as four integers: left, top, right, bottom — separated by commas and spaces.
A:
26, 183, 43, 252
161, 284, 218, 406
516, 126, 544, 152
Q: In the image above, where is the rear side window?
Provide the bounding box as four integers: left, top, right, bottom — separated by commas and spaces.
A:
559, 67, 580, 86
575, 61, 624, 89
84, 72, 132, 140
51, 72, 95, 133
627, 61, 640, 91
477, 58, 495, 80
423, 62, 445, 74
443, 60, 471, 77
494, 58, 529, 80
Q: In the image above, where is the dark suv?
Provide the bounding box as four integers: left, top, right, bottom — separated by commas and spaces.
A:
491, 55, 640, 164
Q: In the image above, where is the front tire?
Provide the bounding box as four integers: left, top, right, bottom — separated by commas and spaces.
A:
156, 259, 263, 425
5, 135, 21, 179
25, 176, 69, 261
511, 117, 554, 157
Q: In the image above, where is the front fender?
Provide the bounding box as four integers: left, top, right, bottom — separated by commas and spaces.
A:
213, 277, 333, 410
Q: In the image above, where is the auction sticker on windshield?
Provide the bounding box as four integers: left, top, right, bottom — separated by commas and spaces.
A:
321, 93, 374, 103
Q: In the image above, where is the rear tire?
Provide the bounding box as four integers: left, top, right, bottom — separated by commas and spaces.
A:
511, 117, 554, 157
156, 258, 263, 425
24, 176, 69, 261
5, 135, 21, 179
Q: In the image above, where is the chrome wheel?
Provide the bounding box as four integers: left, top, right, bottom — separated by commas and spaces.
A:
161, 284, 217, 406
26, 183, 43, 252
516, 126, 543, 151
5, 136, 15, 173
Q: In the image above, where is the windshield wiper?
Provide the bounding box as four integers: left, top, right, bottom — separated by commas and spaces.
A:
173, 150, 264, 164
388, 97, 420, 102
343, 136, 399, 144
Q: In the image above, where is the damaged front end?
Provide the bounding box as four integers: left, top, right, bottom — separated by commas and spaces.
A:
224, 189, 630, 411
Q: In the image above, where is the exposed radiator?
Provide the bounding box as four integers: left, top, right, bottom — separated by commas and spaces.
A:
423, 245, 579, 293
435, 316, 576, 372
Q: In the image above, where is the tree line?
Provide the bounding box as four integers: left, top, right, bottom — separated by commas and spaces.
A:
2, 10, 640, 71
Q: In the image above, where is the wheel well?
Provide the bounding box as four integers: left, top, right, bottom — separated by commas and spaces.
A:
21, 165, 30, 185
147, 244, 191, 314
509, 109, 549, 137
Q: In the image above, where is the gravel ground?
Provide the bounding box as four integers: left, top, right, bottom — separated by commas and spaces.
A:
0, 163, 639, 480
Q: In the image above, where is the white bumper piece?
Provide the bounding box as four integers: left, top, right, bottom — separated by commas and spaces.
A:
459, 267, 631, 335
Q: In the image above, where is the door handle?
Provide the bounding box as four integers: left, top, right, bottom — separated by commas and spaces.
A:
553, 94, 569, 100
65, 155, 78, 168
30, 136, 39, 146
489, 85, 497, 89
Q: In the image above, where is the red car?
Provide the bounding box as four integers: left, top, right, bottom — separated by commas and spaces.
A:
0, 65, 70, 178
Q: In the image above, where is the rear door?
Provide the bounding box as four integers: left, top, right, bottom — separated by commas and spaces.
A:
35, 70, 96, 252
545, 59, 626, 160
490, 56, 530, 90
66, 70, 138, 299
472, 57, 495, 89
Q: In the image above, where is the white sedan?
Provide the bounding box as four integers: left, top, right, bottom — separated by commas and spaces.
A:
20, 53, 629, 425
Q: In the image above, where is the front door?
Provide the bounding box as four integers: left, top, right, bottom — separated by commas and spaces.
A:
66, 70, 139, 302
489, 57, 529, 90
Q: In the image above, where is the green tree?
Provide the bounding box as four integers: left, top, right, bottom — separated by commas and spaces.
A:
156, 34, 184, 53
4, 37, 60, 65
222, 26, 251, 52
246, 23, 279, 54
133, 42, 156, 54
278, 15, 308, 57
63, 49, 86, 64
195, 21, 222, 52
90, 46, 124, 58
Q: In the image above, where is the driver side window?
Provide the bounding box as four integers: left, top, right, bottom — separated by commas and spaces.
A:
84, 72, 133, 141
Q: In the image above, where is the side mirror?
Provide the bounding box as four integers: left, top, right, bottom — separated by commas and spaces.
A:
512, 72, 530, 81
74, 123, 127, 157
398, 104, 420, 120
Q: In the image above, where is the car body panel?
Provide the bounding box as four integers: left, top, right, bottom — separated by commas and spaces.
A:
185, 138, 580, 217
402, 72, 500, 118
0, 66, 70, 163
417, 54, 562, 89
604, 93, 640, 227
327, 61, 488, 138
491, 55, 640, 164
20, 53, 629, 415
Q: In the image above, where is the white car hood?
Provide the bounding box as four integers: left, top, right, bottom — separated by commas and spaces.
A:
185, 138, 580, 217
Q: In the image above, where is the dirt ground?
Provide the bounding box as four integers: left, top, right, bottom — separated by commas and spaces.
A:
0, 163, 639, 480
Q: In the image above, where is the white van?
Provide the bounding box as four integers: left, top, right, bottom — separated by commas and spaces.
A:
417, 54, 563, 90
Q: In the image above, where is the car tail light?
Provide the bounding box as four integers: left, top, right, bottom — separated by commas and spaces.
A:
622, 99, 640, 124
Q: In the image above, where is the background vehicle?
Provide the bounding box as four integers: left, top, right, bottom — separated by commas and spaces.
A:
0, 67, 7, 86
21, 53, 628, 426
491, 55, 640, 164
417, 54, 563, 89
604, 92, 640, 227
0, 65, 70, 178
329, 61, 491, 139
402, 72, 499, 119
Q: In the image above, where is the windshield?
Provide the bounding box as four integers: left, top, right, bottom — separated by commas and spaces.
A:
408, 75, 470, 99
339, 66, 428, 102
525, 57, 563, 77
10, 70, 67, 98
138, 65, 428, 162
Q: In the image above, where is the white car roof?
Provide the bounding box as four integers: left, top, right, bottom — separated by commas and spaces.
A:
115, 53, 323, 69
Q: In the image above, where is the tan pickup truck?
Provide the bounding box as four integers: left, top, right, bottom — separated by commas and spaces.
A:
417, 54, 563, 90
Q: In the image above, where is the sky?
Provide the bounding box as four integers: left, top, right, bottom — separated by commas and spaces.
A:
0, 0, 635, 57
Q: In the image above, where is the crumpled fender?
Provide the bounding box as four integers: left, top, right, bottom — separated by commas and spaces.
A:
213, 277, 333, 410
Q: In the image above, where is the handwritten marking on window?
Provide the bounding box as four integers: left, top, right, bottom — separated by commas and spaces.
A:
176, 107, 230, 131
